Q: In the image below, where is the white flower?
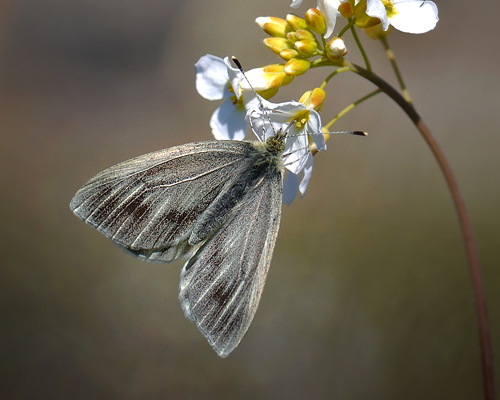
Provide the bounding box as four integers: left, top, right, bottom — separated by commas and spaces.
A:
247, 98, 326, 203
366, 0, 439, 33
195, 54, 259, 140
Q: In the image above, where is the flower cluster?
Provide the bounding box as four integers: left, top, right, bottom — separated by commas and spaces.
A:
195, 0, 439, 203
196, 54, 327, 203
251, 10, 348, 88
291, 0, 438, 35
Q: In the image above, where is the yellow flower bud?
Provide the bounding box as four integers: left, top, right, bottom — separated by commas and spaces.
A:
286, 13, 307, 31
294, 39, 317, 57
255, 17, 291, 38
299, 88, 326, 111
284, 58, 311, 76
305, 8, 326, 35
326, 37, 347, 61
294, 28, 315, 40
339, 0, 354, 19
264, 37, 293, 55
286, 32, 297, 42
280, 48, 300, 61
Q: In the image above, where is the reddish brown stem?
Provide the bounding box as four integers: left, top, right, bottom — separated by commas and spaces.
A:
349, 63, 495, 400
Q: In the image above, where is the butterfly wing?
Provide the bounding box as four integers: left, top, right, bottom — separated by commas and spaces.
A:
179, 168, 283, 357
70, 140, 252, 262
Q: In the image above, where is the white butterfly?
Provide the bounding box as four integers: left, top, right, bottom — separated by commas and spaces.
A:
70, 132, 287, 357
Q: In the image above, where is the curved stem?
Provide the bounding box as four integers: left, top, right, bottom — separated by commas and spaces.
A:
348, 62, 495, 400
319, 66, 350, 90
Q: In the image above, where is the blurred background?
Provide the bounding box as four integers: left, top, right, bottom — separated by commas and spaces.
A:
1, 0, 499, 398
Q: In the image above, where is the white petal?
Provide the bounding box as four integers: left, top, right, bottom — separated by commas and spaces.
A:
210, 99, 248, 140
224, 57, 244, 99
317, 0, 341, 38
298, 154, 314, 196
259, 100, 308, 124
242, 91, 259, 111
290, 0, 303, 7
195, 54, 231, 101
247, 112, 282, 142
283, 171, 300, 204
389, 0, 438, 34
244, 96, 272, 142
305, 110, 327, 151
366, 0, 389, 31
272, 101, 307, 116
283, 128, 309, 175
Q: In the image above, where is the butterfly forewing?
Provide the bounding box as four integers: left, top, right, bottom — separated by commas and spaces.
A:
70, 140, 253, 262
179, 169, 282, 357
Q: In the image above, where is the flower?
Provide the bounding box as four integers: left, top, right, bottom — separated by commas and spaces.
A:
359, 0, 439, 33
195, 54, 259, 140
247, 98, 326, 204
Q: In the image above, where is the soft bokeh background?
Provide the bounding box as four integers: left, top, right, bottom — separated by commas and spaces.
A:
1, 0, 498, 398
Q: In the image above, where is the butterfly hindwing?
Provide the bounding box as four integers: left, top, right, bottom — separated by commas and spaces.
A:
70, 140, 254, 262
179, 168, 283, 357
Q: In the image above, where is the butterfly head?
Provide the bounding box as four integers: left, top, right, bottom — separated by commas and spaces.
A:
265, 129, 287, 155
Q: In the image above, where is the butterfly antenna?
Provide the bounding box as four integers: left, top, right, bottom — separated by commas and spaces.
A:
231, 56, 277, 138
286, 130, 368, 139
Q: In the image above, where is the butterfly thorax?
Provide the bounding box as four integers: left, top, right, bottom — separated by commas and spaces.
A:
250, 132, 285, 174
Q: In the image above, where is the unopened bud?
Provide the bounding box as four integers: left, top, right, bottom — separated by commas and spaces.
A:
255, 17, 291, 38
284, 58, 311, 76
264, 37, 293, 55
286, 32, 297, 42
326, 37, 347, 61
339, 0, 354, 19
294, 29, 315, 40
240, 64, 294, 91
295, 39, 317, 57
280, 48, 299, 61
286, 13, 307, 31
305, 8, 326, 35
299, 88, 326, 111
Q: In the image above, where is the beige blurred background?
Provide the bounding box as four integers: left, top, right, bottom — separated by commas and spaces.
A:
1, 0, 499, 398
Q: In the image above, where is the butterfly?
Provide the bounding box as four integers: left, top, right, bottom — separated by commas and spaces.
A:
70, 130, 288, 357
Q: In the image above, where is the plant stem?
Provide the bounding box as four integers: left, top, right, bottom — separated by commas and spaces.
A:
338, 19, 356, 38
324, 89, 381, 130
318, 66, 351, 90
380, 36, 413, 104
349, 18, 371, 72
347, 62, 495, 400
